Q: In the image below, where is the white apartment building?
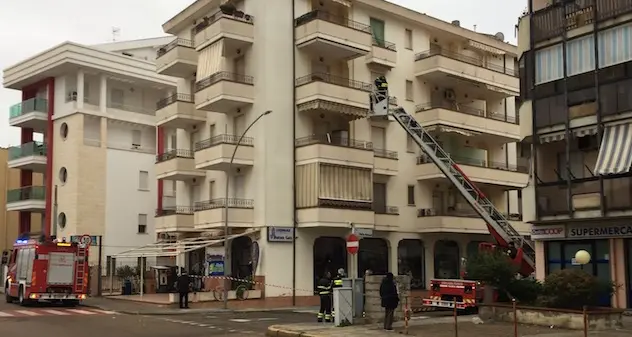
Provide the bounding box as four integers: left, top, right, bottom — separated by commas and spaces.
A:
2, 37, 178, 269
154, 0, 529, 302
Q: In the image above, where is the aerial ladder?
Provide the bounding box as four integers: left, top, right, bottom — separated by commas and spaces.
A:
369, 77, 535, 277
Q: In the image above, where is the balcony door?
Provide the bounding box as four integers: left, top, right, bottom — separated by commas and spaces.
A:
233, 55, 245, 75
232, 175, 245, 199
371, 126, 386, 150
373, 182, 386, 213
233, 115, 246, 137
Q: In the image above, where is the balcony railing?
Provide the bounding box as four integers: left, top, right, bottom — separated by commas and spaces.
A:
7, 186, 46, 202
417, 154, 529, 173
417, 208, 523, 221
295, 135, 373, 150
195, 72, 254, 92
107, 102, 154, 115
156, 38, 194, 58
193, 8, 254, 35
531, 0, 632, 43
155, 149, 195, 163
8, 142, 47, 160
193, 198, 254, 211
295, 73, 373, 91
373, 148, 398, 159
294, 9, 371, 33
9, 98, 47, 118
155, 206, 195, 216
372, 38, 396, 51
195, 134, 254, 151
374, 205, 399, 215
415, 102, 518, 124
156, 93, 194, 110
414, 48, 518, 77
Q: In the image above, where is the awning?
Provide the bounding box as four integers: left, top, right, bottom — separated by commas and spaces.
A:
297, 99, 369, 119
426, 125, 481, 137
594, 123, 632, 175
113, 230, 257, 258
468, 40, 506, 55
196, 40, 223, 80
538, 125, 598, 143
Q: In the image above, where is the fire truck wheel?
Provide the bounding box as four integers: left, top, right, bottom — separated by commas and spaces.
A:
18, 286, 29, 306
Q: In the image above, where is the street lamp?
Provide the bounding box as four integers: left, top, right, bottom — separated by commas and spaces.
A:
223, 109, 272, 309
574, 250, 591, 270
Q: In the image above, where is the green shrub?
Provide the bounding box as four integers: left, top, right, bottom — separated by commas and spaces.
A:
538, 269, 616, 309
465, 249, 518, 290
506, 278, 543, 304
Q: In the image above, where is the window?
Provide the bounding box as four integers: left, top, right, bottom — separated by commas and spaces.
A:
406, 135, 414, 152
405, 80, 413, 101
407, 185, 415, 205
371, 126, 386, 149
209, 180, 215, 200
132, 130, 141, 147
434, 240, 460, 279
405, 29, 413, 49
369, 17, 386, 47
138, 171, 149, 190
373, 182, 387, 213
398, 239, 424, 289
358, 238, 389, 275
233, 114, 245, 136
110, 88, 124, 106
209, 124, 216, 138
106, 256, 117, 276
233, 175, 245, 198
138, 214, 147, 234
170, 134, 177, 150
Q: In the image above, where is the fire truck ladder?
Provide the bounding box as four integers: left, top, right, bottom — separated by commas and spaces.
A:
74, 245, 87, 293
369, 80, 535, 275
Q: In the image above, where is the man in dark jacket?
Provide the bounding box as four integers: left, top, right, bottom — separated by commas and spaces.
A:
316, 272, 332, 322
176, 270, 192, 309
379, 272, 399, 330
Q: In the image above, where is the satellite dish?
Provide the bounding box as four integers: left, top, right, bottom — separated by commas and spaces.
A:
494, 32, 505, 41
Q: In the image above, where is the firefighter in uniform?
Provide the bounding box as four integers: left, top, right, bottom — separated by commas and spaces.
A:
375, 76, 388, 96
317, 272, 333, 322
330, 268, 344, 318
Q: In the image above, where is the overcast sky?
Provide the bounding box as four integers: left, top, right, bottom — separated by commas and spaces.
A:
0, 0, 525, 147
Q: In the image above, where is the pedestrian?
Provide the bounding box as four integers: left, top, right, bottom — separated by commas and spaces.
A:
379, 272, 399, 331
177, 269, 192, 309
316, 271, 332, 322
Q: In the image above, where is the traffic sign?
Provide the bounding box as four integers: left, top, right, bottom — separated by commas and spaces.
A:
346, 233, 359, 255
79, 235, 92, 246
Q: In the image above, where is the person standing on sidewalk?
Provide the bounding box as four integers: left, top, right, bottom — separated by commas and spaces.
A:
316, 272, 332, 322
379, 272, 399, 330
177, 269, 192, 309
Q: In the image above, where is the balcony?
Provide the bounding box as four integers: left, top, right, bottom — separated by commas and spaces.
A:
295, 10, 372, 60
365, 39, 397, 69
415, 102, 520, 142
155, 38, 197, 77
193, 198, 254, 229
8, 98, 48, 133
6, 186, 46, 212
194, 134, 254, 171
417, 208, 528, 234
295, 135, 374, 168
155, 206, 197, 233
414, 48, 519, 95
193, 10, 254, 53
298, 198, 374, 228
156, 94, 206, 129
416, 155, 529, 188
374, 206, 399, 230
194, 72, 254, 113
295, 73, 373, 120
155, 149, 206, 181
7, 142, 47, 172
373, 149, 398, 176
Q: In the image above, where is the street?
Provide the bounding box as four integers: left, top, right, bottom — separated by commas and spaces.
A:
0, 300, 314, 336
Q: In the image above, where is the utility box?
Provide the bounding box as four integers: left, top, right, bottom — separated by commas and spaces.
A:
333, 287, 354, 326
341, 278, 364, 317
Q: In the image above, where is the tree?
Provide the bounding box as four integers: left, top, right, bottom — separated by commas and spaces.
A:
465, 249, 518, 290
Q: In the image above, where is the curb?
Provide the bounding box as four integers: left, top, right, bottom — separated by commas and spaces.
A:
81, 302, 317, 316
266, 326, 303, 337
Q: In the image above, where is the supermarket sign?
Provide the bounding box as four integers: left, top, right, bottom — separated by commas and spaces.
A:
531, 226, 565, 240
568, 225, 632, 239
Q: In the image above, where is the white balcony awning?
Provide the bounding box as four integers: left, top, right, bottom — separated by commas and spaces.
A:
594, 123, 632, 175
468, 40, 505, 55
113, 229, 258, 258
538, 125, 598, 143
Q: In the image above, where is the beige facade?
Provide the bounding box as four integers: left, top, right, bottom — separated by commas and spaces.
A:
156, 0, 525, 299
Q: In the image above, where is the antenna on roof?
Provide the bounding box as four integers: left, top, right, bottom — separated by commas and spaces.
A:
112, 27, 121, 42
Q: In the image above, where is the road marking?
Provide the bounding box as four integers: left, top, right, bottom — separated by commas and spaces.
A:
411, 315, 430, 320
42, 310, 70, 316
0, 311, 15, 317
90, 309, 117, 315
230, 318, 251, 322
15, 310, 40, 316
67, 309, 96, 315
257, 318, 278, 321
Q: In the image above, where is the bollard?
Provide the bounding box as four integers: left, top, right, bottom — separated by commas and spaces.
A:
582, 305, 588, 337
512, 299, 517, 337
404, 297, 410, 335
453, 299, 458, 337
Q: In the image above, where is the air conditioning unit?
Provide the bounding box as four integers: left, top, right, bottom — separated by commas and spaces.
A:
444, 89, 456, 101
425, 208, 436, 216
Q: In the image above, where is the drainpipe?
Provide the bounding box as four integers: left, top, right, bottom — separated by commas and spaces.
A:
291, 0, 298, 307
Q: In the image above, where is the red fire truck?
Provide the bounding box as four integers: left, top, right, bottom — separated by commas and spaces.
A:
4, 235, 89, 306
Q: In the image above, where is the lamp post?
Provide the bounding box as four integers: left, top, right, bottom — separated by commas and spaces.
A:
223, 109, 272, 309
574, 249, 591, 270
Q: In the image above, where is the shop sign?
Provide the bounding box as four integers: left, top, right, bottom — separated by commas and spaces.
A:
531, 225, 566, 240
568, 224, 632, 239
267, 227, 294, 242
353, 227, 373, 238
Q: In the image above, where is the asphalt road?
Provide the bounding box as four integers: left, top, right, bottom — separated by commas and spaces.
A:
0, 300, 314, 336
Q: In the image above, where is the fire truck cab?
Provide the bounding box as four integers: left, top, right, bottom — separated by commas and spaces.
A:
4, 235, 89, 306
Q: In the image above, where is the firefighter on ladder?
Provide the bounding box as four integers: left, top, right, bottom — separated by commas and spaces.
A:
331, 268, 345, 319
317, 272, 333, 322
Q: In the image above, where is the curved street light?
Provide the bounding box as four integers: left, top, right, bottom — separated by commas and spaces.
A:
223, 109, 272, 309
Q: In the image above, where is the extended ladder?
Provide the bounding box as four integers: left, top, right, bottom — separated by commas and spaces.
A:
74, 245, 88, 293
369, 78, 535, 276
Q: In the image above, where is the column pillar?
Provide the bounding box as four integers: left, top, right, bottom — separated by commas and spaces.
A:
99, 74, 107, 113
76, 70, 85, 109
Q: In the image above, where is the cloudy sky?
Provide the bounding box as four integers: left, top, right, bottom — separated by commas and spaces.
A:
0, 0, 525, 147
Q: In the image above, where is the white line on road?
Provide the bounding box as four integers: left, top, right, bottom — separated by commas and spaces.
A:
0, 311, 15, 317
411, 316, 430, 320
90, 310, 118, 315
257, 318, 278, 321
42, 310, 70, 316
66, 309, 96, 315
230, 319, 251, 322
15, 310, 40, 316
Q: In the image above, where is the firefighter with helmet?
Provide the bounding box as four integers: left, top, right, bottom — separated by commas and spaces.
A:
316, 272, 332, 322
331, 268, 345, 318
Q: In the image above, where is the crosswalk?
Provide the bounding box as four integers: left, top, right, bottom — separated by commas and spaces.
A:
0, 308, 117, 318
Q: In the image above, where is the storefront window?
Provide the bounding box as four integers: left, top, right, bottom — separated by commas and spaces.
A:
466, 241, 485, 258
230, 236, 253, 281
397, 239, 424, 289
626, 239, 632, 309
313, 237, 346, 289
358, 238, 389, 276
434, 240, 460, 279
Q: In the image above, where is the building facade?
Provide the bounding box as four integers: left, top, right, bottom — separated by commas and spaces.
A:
2, 38, 178, 267
155, 0, 527, 302
518, 0, 632, 308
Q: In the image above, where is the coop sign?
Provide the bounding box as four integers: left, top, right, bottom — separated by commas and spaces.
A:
568, 225, 632, 239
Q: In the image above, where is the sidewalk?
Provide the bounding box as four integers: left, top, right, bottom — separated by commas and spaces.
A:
81, 297, 318, 316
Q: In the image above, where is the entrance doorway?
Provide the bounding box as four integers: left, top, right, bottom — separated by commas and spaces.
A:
313, 237, 346, 289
